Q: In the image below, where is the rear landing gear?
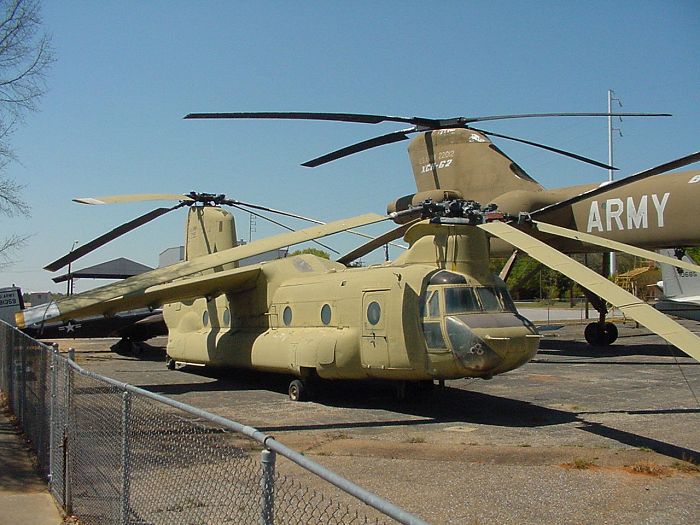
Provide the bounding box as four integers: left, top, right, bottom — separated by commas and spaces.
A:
288, 379, 307, 401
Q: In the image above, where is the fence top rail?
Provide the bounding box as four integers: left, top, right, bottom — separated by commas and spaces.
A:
59, 352, 428, 525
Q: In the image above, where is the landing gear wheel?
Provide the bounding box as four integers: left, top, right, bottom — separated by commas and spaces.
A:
602, 322, 618, 345
288, 379, 306, 402
166, 356, 176, 370
585, 322, 618, 346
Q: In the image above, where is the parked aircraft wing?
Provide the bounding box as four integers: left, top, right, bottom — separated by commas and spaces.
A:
479, 221, 700, 362
18, 212, 387, 327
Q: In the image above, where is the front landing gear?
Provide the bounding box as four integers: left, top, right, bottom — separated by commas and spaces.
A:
288, 379, 307, 401
583, 290, 618, 346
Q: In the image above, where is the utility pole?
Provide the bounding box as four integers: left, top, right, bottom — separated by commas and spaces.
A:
607, 90, 622, 277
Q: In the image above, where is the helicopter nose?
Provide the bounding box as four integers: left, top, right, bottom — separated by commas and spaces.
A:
446, 315, 539, 375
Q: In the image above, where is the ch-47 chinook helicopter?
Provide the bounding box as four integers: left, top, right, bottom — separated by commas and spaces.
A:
184, 111, 700, 347
16, 192, 700, 401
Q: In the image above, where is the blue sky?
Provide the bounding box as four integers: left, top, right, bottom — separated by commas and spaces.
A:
3, 0, 699, 292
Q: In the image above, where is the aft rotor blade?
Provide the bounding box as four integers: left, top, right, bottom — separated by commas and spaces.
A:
44, 205, 182, 272
530, 151, 700, 219
466, 112, 671, 124
74, 194, 194, 205
471, 126, 616, 170
302, 129, 415, 167
479, 221, 700, 362
531, 220, 700, 273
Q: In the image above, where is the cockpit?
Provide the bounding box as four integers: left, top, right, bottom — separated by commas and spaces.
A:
419, 270, 538, 375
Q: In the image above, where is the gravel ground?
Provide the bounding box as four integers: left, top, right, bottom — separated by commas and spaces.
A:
54, 317, 700, 524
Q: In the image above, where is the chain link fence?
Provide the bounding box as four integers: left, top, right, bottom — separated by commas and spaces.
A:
0, 321, 428, 525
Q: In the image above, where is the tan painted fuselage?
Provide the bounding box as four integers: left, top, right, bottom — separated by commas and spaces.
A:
163, 209, 539, 382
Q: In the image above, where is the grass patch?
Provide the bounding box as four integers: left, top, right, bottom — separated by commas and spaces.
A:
627, 461, 670, 477
564, 458, 596, 470
670, 460, 700, 473
404, 436, 426, 444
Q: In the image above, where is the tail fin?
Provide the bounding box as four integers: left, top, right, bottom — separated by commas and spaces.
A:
1, 286, 24, 326
407, 129, 544, 204
658, 249, 700, 298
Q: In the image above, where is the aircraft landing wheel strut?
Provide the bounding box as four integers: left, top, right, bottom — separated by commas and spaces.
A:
166, 356, 176, 370
584, 322, 618, 346
288, 379, 306, 402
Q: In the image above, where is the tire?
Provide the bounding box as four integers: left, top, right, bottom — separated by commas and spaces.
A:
166, 356, 176, 370
602, 322, 618, 345
288, 379, 306, 402
584, 322, 604, 346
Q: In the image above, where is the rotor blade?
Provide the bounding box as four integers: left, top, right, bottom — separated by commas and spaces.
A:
229, 203, 340, 255
231, 199, 405, 249
531, 221, 700, 273
302, 129, 415, 167
471, 126, 616, 170
336, 220, 418, 265
479, 221, 700, 362
464, 112, 671, 124
184, 111, 436, 127
43, 205, 183, 272
21, 212, 388, 327
531, 151, 700, 218
74, 194, 194, 205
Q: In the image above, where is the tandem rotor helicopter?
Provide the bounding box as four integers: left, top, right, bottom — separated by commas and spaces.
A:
16, 110, 700, 400
184, 111, 700, 346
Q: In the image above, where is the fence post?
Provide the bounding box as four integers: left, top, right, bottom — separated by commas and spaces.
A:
48, 346, 57, 489
63, 355, 73, 515
120, 390, 132, 525
260, 448, 276, 525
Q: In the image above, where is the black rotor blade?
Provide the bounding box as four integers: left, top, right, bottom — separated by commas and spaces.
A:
470, 126, 617, 170
302, 129, 415, 167
184, 112, 436, 127
530, 151, 700, 219
44, 205, 182, 272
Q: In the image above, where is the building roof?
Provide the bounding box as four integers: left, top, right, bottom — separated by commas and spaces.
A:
52, 257, 153, 283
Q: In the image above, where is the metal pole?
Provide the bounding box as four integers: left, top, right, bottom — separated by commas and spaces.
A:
260, 448, 276, 525
64, 355, 73, 515
608, 90, 617, 276
120, 391, 132, 525
48, 346, 57, 489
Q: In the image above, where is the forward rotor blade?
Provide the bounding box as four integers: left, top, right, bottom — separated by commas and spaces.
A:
336, 220, 418, 265
74, 194, 194, 205
531, 221, 700, 273
479, 221, 700, 362
22, 212, 388, 327
43, 205, 182, 272
471, 127, 616, 170
302, 129, 415, 167
231, 200, 405, 249
530, 151, 700, 218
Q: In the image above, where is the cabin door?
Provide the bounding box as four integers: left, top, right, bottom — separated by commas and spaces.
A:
360, 290, 389, 369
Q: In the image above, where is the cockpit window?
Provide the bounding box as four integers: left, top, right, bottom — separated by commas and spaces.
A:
476, 287, 501, 311
495, 286, 517, 312
427, 290, 440, 317
444, 287, 479, 314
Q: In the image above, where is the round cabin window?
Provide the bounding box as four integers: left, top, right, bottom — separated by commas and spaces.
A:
202, 311, 210, 327
367, 301, 381, 325
223, 309, 231, 327
321, 304, 332, 325
283, 306, 293, 326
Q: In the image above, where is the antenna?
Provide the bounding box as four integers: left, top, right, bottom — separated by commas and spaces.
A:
607, 90, 623, 276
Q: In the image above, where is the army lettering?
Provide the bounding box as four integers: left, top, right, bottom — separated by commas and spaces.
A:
587, 193, 669, 232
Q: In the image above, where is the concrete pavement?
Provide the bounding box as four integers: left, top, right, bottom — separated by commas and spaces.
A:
0, 400, 63, 525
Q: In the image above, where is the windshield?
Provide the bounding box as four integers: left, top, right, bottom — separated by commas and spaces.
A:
444, 285, 518, 313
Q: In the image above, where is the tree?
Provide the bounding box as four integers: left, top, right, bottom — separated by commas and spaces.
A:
0, 0, 53, 267
289, 247, 331, 260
